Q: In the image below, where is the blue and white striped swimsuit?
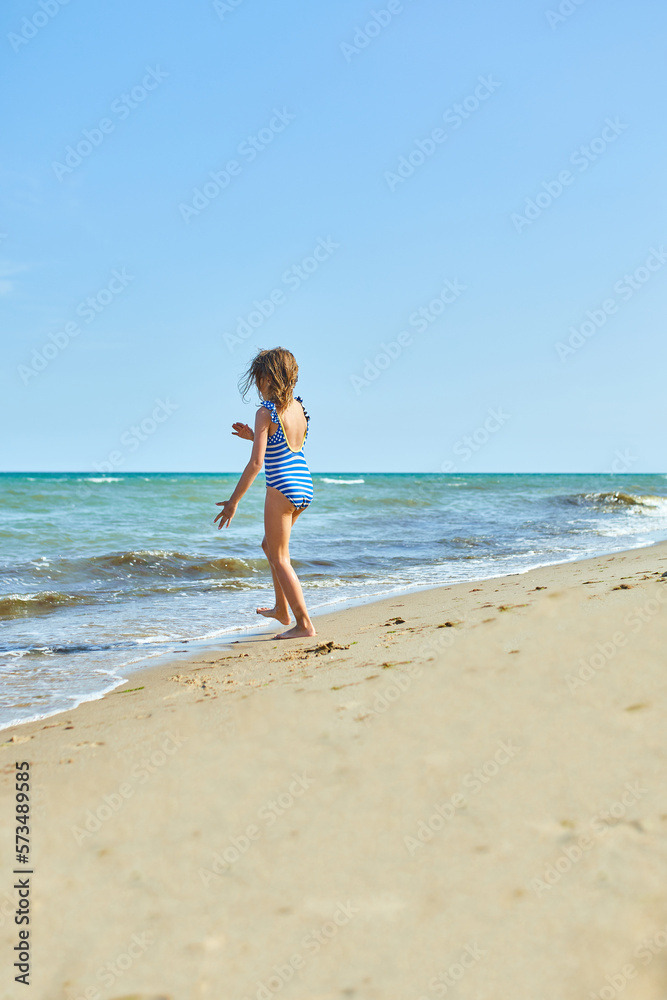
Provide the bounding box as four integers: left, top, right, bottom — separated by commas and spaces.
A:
261, 396, 313, 510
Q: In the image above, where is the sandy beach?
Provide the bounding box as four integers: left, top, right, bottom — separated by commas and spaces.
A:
2, 542, 667, 999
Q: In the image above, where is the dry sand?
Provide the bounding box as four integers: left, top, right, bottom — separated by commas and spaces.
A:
2, 543, 667, 1000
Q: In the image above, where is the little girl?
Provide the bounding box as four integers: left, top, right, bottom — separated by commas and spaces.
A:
214, 347, 316, 639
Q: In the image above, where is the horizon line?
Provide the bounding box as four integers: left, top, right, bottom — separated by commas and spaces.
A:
0, 471, 662, 477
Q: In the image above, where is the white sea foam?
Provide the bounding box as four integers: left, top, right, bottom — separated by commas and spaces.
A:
638, 495, 667, 510
319, 477, 365, 484
136, 634, 181, 644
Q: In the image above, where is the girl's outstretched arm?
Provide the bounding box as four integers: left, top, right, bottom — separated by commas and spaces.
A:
214, 407, 270, 529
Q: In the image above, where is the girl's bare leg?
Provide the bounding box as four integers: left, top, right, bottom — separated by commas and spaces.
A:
257, 505, 306, 623
262, 487, 315, 639
257, 534, 291, 625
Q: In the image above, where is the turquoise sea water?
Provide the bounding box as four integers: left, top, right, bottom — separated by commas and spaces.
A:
2, 472, 667, 729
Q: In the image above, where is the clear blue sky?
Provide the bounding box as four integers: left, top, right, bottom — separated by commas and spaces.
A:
2, 0, 666, 473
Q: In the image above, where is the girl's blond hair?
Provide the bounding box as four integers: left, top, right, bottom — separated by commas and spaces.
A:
239, 347, 299, 413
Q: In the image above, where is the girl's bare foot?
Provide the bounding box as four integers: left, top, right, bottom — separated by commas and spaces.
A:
257, 606, 291, 625
275, 624, 317, 639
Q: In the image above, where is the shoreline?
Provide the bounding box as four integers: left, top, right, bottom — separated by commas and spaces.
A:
2, 541, 667, 997
2, 538, 666, 744
3, 535, 663, 736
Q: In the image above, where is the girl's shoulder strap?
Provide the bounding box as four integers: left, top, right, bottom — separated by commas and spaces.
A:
260, 399, 278, 422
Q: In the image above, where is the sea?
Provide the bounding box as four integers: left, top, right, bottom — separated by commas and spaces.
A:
2, 472, 667, 730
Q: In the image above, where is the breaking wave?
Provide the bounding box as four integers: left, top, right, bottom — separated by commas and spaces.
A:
561, 492, 667, 511
0, 591, 93, 620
